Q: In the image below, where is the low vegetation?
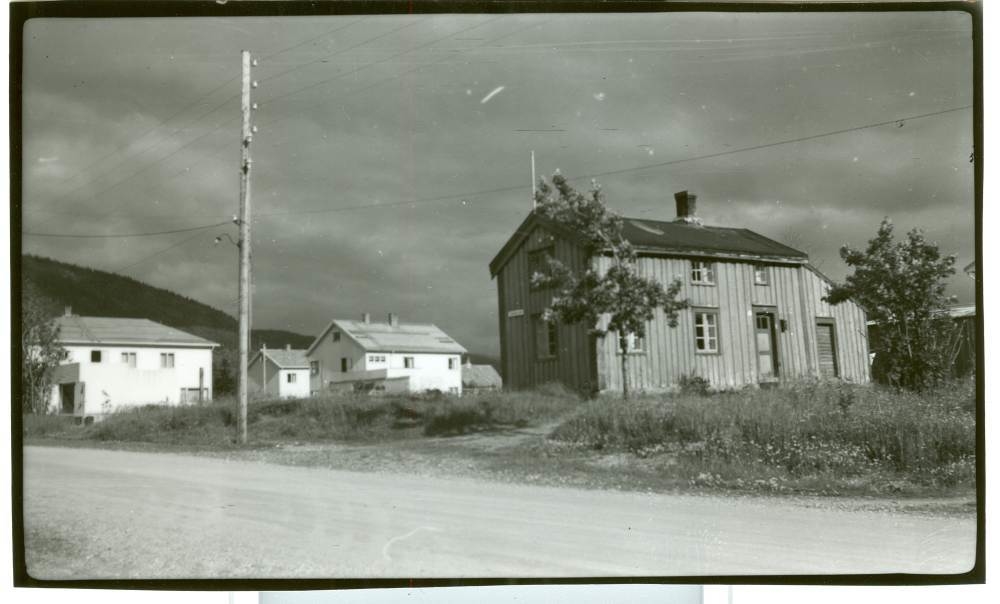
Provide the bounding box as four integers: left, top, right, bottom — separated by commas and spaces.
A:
24, 379, 975, 498
27, 385, 579, 446
549, 378, 975, 494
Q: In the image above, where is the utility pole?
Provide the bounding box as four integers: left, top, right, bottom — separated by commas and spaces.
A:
530, 150, 537, 209
236, 50, 256, 445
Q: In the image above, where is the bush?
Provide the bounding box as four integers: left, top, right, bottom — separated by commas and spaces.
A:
22, 413, 77, 438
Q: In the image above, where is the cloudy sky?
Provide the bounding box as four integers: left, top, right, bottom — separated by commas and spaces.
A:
20, 10, 974, 356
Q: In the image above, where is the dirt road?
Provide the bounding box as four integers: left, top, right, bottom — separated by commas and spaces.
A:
23, 446, 975, 579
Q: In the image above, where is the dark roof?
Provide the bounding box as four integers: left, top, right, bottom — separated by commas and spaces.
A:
54, 315, 218, 347
251, 348, 310, 369
621, 218, 807, 259
490, 211, 808, 276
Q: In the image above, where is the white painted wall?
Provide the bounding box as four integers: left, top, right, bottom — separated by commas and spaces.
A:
277, 368, 311, 398
49, 344, 214, 415
308, 330, 463, 394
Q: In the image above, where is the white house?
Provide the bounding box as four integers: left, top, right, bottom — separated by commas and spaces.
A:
48, 310, 218, 422
248, 345, 311, 399
306, 313, 467, 395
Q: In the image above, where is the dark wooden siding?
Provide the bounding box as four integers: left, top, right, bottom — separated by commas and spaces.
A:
495, 226, 596, 392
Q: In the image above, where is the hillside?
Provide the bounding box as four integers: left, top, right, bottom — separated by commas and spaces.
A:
20, 255, 501, 387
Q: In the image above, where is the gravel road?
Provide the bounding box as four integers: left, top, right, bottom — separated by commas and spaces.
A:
23, 445, 976, 579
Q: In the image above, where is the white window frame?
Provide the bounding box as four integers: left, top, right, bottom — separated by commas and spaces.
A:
617, 332, 645, 354
404, 356, 415, 369
121, 352, 137, 368
754, 264, 770, 286
691, 260, 716, 285
448, 357, 457, 370
694, 310, 719, 354
287, 373, 297, 384
310, 361, 319, 376
160, 352, 175, 368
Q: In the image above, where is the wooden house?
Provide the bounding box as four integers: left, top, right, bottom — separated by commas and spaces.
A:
306, 313, 467, 395
48, 309, 218, 422
489, 191, 871, 393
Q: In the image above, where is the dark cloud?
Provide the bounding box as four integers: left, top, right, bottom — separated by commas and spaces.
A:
21, 11, 975, 356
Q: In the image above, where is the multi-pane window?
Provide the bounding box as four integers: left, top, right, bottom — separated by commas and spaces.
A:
694, 311, 719, 353
754, 264, 770, 286
691, 260, 715, 285
534, 315, 559, 359
160, 353, 175, 368
404, 356, 415, 368
617, 332, 645, 354
369, 355, 387, 364
121, 352, 137, 368
528, 246, 555, 289
91, 350, 102, 363
332, 331, 341, 342
448, 358, 457, 370
310, 361, 319, 376
287, 373, 297, 384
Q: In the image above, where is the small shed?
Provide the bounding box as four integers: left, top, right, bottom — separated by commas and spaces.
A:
461, 361, 503, 393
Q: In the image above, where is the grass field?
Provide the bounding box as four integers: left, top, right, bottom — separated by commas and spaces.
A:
23, 379, 976, 498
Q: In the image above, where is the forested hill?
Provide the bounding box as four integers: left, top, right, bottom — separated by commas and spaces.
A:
21, 255, 314, 351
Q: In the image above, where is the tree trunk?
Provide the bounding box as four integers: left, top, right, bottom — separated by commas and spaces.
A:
619, 333, 629, 400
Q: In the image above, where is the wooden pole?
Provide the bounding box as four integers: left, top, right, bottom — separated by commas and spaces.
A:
198, 367, 204, 404
236, 50, 254, 444
530, 150, 537, 209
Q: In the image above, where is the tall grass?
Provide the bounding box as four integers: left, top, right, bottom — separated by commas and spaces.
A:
79, 388, 581, 445
550, 379, 975, 489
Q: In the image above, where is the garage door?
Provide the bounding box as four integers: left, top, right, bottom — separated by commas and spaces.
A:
816, 321, 839, 378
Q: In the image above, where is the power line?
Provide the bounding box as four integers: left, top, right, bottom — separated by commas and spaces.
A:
22, 220, 232, 239
259, 104, 973, 218
115, 230, 214, 274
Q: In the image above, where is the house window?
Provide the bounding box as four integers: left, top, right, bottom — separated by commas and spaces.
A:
121, 352, 137, 368
534, 314, 558, 359
449, 387, 460, 395
332, 331, 341, 342
310, 361, 319, 376
61, 350, 71, 361
341, 357, 349, 372
160, 353, 175, 368
91, 350, 102, 363
754, 265, 770, 286
691, 261, 715, 285
404, 356, 415, 369
287, 373, 297, 384
617, 332, 645, 354
528, 246, 555, 289
694, 311, 719, 353
448, 358, 457, 370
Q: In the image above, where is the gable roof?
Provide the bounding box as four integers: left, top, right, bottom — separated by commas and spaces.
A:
306, 318, 467, 356
250, 348, 310, 369
54, 315, 218, 347
490, 211, 808, 276
462, 364, 502, 388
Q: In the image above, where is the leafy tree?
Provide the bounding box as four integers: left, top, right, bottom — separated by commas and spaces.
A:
825, 218, 958, 390
532, 172, 688, 399
21, 282, 64, 414
213, 353, 237, 397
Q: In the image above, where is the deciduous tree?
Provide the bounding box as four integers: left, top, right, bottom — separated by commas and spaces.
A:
532, 173, 688, 398
825, 218, 959, 390
21, 282, 64, 414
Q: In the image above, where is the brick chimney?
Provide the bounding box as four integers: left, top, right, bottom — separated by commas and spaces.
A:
64, 306, 72, 317
674, 190, 702, 225
362, 312, 371, 324
388, 313, 399, 327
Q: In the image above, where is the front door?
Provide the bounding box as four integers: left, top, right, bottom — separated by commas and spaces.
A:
755, 312, 778, 380
59, 383, 75, 414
